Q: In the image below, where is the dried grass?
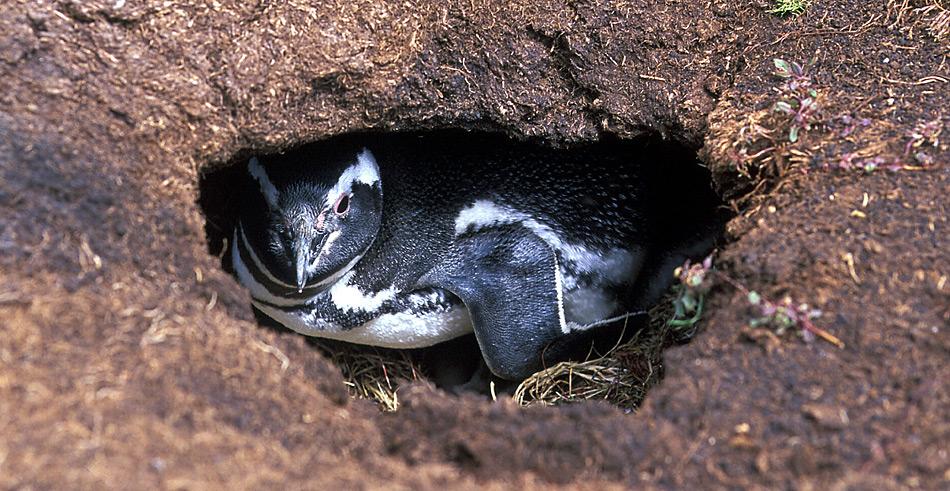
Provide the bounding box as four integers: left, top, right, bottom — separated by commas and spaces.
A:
513, 298, 682, 410
921, 0, 950, 39
313, 341, 423, 412
887, 0, 950, 39
512, 333, 659, 409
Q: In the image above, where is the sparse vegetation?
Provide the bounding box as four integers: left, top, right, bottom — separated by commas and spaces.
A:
723, 58, 822, 185
904, 118, 943, 166
667, 255, 844, 349
715, 273, 845, 349
824, 117, 943, 172
722, 56, 941, 204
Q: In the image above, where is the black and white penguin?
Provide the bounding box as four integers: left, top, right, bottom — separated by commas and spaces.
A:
231, 134, 693, 380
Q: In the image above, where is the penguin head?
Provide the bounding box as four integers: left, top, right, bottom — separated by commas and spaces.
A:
240, 148, 383, 292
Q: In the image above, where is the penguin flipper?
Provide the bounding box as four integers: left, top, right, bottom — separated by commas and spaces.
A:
419, 224, 566, 380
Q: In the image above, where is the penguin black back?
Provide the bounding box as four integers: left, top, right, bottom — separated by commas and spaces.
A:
221, 132, 719, 381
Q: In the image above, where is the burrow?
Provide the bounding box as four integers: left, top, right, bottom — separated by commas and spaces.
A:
198, 130, 728, 409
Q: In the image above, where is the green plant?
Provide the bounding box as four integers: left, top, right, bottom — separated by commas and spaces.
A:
767, 0, 809, 16
772, 59, 820, 143
668, 255, 714, 339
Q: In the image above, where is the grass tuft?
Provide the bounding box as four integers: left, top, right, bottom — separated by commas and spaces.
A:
767, 0, 809, 16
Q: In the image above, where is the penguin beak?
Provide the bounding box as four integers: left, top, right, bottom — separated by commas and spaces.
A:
293, 236, 310, 293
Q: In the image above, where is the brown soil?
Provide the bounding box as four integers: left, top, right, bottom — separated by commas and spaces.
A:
1, 0, 947, 489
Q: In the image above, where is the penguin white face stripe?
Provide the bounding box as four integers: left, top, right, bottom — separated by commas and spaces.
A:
238, 224, 297, 290
248, 157, 279, 209
325, 148, 380, 208
354, 149, 381, 185
232, 229, 316, 307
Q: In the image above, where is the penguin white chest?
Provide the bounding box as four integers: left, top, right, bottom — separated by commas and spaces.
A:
253, 298, 474, 348
324, 280, 475, 347
251, 276, 476, 349
346, 307, 474, 348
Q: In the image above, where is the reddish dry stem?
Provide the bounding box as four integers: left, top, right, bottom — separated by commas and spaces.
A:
801, 318, 846, 348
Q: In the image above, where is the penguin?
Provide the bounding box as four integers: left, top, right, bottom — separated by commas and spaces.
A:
230, 134, 698, 380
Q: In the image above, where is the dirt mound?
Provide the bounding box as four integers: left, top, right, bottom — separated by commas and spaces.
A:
1, 0, 946, 488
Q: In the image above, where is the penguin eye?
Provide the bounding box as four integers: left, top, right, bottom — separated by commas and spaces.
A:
334, 194, 350, 215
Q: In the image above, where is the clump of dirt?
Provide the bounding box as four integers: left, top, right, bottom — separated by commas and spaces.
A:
0, 0, 946, 489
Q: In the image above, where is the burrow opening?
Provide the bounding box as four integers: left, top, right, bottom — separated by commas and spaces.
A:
198, 130, 727, 410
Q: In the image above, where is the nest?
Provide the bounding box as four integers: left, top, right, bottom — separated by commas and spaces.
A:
317, 293, 688, 411
513, 299, 679, 410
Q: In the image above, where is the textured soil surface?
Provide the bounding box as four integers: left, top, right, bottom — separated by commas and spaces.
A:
1, 0, 947, 488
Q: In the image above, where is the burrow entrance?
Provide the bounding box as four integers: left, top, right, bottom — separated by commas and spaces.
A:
198, 130, 727, 410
